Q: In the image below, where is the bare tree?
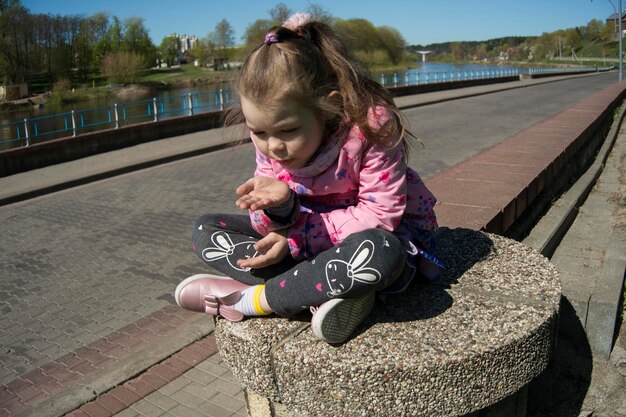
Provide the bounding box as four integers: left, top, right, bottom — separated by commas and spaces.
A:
269, 3, 291, 25
306, 3, 334, 26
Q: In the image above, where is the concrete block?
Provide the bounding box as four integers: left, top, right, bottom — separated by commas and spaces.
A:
217, 230, 561, 417
587, 229, 626, 359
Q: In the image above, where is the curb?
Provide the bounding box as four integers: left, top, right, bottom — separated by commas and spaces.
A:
587, 227, 626, 358
0, 140, 238, 207
524, 102, 626, 360
523, 102, 626, 258
19, 316, 214, 417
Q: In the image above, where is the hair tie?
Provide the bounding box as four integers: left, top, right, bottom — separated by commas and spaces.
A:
283, 13, 312, 31
264, 33, 279, 45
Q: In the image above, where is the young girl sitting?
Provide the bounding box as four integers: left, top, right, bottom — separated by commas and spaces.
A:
175, 13, 443, 344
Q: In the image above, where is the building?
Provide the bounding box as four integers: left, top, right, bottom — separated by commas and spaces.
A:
0, 83, 28, 101
606, 11, 626, 40
169, 33, 198, 54
168, 33, 199, 63
179, 34, 198, 54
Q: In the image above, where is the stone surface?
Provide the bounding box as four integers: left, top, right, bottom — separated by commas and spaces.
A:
215, 229, 561, 417
214, 316, 309, 399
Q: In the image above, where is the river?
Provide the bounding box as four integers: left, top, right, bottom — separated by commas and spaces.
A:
0, 62, 586, 149
3, 63, 537, 122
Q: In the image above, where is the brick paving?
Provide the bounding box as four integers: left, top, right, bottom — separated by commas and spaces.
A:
0, 306, 201, 416
0, 73, 622, 417
64, 335, 248, 417
0, 146, 257, 416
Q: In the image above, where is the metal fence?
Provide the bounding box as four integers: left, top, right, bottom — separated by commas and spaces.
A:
378, 66, 601, 88
0, 88, 233, 150
527, 66, 605, 75
380, 68, 520, 87
0, 66, 607, 150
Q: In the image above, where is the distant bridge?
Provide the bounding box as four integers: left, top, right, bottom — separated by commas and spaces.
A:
416, 50, 432, 63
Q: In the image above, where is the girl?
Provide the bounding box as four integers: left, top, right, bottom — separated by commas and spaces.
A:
175, 13, 443, 344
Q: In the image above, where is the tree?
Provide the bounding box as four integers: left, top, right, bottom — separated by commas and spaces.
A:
585, 19, 605, 41
0, 0, 29, 84
159, 35, 179, 66
242, 18, 272, 52
451, 42, 469, 61
474, 43, 489, 61
306, 3, 334, 26
122, 17, 156, 66
101, 51, 144, 83
269, 3, 291, 25
93, 15, 120, 68
210, 19, 235, 58
335, 18, 380, 52
564, 28, 583, 51
189, 38, 215, 67
377, 26, 406, 65
75, 30, 92, 80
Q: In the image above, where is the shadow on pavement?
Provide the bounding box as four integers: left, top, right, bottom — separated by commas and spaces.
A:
528, 296, 592, 417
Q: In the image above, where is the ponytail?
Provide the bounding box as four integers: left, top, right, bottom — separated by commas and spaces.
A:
227, 16, 415, 155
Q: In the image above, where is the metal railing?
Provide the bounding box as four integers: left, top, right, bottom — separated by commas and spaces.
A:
378, 66, 600, 88
380, 68, 520, 87
527, 66, 604, 75
0, 66, 606, 150
0, 88, 233, 150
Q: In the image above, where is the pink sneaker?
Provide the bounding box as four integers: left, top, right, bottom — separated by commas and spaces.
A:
175, 274, 250, 322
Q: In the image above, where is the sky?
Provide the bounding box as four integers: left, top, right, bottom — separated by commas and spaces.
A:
21, 0, 617, 46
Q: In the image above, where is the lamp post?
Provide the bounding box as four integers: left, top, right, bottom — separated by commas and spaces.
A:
606, 0, 623, 80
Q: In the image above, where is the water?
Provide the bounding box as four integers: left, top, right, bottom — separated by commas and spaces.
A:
0, 83, 227, 123
0, 84, 232, 149
1, 63, 533, 122
1, 62, 596, 149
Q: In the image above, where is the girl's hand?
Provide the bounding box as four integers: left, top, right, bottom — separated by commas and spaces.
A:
235, 177, 291, 211
237, 231, 289, 269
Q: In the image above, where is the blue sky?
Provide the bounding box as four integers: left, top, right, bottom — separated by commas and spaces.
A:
22, 0, 616, 46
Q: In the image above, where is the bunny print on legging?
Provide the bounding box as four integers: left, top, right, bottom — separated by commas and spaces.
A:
325, 240, 382, 298
201, 231, 258, 272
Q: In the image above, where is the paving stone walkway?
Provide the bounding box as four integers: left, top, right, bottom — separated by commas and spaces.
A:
1, 72, 623, 417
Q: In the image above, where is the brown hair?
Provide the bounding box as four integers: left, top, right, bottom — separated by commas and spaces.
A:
225, 19, 415, 153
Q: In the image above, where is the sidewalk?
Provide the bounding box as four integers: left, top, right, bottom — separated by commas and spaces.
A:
0, 71, 623, 417
68, 113, 626, 417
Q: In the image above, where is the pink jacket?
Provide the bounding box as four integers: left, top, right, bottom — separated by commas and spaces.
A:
248, 112, 438, 261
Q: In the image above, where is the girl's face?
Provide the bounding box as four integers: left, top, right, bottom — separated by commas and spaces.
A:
241, 96, 325, 170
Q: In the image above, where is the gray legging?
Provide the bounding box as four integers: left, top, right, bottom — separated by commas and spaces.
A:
192, 214, 406, 317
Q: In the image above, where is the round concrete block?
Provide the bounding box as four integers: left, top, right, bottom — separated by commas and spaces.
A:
215, 229, 561, 417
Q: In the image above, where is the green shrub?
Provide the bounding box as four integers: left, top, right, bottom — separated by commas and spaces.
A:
101, 51, 145, 84
49, 78, 86, 104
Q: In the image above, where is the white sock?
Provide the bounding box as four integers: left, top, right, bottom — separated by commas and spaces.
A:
232, 285, 270, 316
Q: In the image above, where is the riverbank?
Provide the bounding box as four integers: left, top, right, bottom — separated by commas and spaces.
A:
0, 60, 602, 118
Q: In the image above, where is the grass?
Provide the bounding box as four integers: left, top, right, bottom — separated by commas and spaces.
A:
578, 38, 619, 59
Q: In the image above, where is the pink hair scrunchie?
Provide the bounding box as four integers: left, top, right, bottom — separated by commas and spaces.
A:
264, 33, 279, 44
282, 13, 312, 31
